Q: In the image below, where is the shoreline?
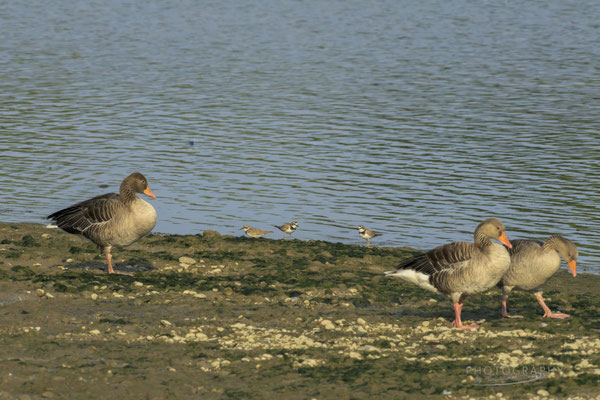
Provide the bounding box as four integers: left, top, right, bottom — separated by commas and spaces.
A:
1, 222, 599, 399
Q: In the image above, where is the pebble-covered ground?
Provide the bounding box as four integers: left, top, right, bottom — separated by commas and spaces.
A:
0, 222, 599, 399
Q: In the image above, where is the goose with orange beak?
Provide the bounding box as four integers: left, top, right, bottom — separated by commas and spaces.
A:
385, 218, 512, 329
498, 236, 578, 319
47, 172, 157, 274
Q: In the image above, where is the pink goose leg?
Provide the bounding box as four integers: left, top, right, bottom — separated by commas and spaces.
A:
451, 302, 479, 329
106, 252, 115, 274
501, 294, 524, 318
536, 293, 570, 319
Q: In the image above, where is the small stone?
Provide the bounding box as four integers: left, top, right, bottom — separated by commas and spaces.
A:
89, 329, 101, 335
356, 318, 367, 326
301, 359, 319, 367
348, 352, 362, 360
36, 289, 45, 297
91, 293, 98, 300
223, 288, 234, 296
133, 281, 144, 287
41, 392, 55, 399
537, 389, 549, 397
45, 293, 54, 299
422, 321, 430, 327
179, 256, 196, 265
320, 320, 335, 330
194, 293, 207, 299
161, 320, 172, 327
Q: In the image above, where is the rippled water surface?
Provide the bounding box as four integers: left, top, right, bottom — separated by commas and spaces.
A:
1, 0, 599, 272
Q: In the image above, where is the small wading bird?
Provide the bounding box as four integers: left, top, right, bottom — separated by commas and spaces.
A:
498, 236, 577, 319
47, 172, 157, 275
241, 225, 272, 238
385, 218, 512, 329
358, 225, 381, 247
274, 221, 298, 239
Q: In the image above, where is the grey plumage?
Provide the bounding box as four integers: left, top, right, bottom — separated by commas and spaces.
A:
47, 172, 157, 274
385, 218, 512, 329
499, 236, 578, 319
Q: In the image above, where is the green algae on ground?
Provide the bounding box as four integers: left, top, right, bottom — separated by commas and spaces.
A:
0, 222, 599, 399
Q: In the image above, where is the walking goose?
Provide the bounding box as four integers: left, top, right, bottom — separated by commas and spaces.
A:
499, 236, 577, 319
385, 218, 512, 329
47, 172, 157, 274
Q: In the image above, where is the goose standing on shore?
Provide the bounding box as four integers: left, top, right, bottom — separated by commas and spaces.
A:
385, 218, 512, 329
499, 236, 577, 319
47, 172, 157, 274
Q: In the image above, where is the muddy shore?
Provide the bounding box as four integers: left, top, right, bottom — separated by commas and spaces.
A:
0, 222, 599, 399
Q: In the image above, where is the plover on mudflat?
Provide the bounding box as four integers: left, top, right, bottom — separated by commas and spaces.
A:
358, 225, 381, 247
241, 225, 272, 238
274, 221, 298, 239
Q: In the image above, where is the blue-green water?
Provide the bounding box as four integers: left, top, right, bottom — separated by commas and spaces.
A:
1, 0, 599, 272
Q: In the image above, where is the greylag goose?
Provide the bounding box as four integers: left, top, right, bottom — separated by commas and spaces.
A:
274, 221, 298, 239
358, 225, 381, 247
241, 226, 272, 238
499, 236, 577, 319
47, 172, 157, 274
385, 218, 512, 329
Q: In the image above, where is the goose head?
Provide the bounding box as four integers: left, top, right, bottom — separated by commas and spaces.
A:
122, 172, 156, 199
551, 237, 578, 277
475, 218, 512, 248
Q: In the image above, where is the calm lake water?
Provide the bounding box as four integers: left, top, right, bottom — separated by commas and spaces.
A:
1, 0, 599, 273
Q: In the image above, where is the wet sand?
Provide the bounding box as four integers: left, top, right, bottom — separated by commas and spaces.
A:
0, 222, 599, 399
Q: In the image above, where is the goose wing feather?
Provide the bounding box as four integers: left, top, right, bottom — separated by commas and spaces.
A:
507, 239, 543, 257
396, 241, 476, 276
47, 193, 122, 236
